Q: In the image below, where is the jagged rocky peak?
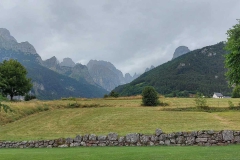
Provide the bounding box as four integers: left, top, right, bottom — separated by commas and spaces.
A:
125, 73, 133, 83
60, 57, 75, 67
43, 56, 59, 68
0, 28, 17, 43
172, 46, 190, 60
0, 28, 37, 55
145, 65, 155, 72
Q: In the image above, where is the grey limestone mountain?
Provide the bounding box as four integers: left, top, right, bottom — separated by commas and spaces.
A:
0, 28, 42, 63
43, 57, 96, 85
87, 60, 137, 91
60, 57, 75, 67
0, 28, 38, 55
145, 65, 155, 72
172, 46, 190, 60
0, 28, 108, 99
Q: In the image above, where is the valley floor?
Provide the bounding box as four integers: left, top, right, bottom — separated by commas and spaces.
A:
0, 97, 240, 141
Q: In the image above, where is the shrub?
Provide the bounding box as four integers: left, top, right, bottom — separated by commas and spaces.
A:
24, 94, 36, 101
109, 91, 119, 98
142, 86, 160, 106
228, 100, 235, 109
194, 92, 208, 109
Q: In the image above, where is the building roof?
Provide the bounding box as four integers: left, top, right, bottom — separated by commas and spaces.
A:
214, 92, 223, 97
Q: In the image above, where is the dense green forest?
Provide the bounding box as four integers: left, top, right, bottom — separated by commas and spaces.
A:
0, 49, 108, 100
114, 42, 232, 97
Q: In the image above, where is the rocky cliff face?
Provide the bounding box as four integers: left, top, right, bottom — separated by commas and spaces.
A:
43, 57, 96, 85
60, 58, 75, 67
0, 28, 108, 99
87, 60, 137, 91
0, 28, 38, 55
0, 28, 42, 63
172, 46, 190, 60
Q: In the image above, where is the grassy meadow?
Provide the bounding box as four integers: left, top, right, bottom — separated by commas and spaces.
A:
0, 97, 240, 141
1, 145, 240, 160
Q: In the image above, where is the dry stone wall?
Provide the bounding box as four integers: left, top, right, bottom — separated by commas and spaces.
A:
1, 129, 240, 148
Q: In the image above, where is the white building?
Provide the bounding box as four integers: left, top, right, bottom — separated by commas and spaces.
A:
213, 92, 224, 98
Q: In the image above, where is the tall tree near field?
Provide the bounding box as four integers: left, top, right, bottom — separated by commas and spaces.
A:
225, 20, 240, 86
142, 86, 160, 106
0, 59, 32, 100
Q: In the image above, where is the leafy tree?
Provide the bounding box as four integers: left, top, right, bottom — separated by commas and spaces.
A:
0, 59, 32, 100
225, 20, 240, 86
142, 86, 160, 106
109, 91, 119, 98
232, 85, 240, 98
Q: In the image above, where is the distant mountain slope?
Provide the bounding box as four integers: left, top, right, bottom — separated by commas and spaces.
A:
114, 42, 231, 97
0, 28, 108, 99
87, 60, 137, 91
43, 57, 96, 86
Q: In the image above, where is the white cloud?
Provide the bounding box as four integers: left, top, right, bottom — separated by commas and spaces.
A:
0, 0, 240, 75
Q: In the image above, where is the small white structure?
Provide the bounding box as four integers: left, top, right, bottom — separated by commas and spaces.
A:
213, 92, 223, 98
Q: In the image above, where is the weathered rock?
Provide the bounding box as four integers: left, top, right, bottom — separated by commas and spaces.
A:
58, 144, 68, 148
159, 134, 167, 141
155, 129, 163, 136
140, 135, 150, 144
108, 133, 118, 141
234, 136, 240, 143
83, 135, 89, 141
165, 140, 170, 145
222, 130, 234, 141
159, 141, 164, 145
65, 138, 73, 144
126, 133, 139, 143
207, 130, 215, 135
151, 135, 159, 142
196, 138, 208, 143
74, 135, 82, 142
118, 137, 125, 143
98, 135, 107, 141
176, 136, 185, 144
80, 142, 86, 146
89, 134, 97, 141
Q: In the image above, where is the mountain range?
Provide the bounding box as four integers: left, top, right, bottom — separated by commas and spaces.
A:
114, 42, 231, 97
0, 28, 141, 99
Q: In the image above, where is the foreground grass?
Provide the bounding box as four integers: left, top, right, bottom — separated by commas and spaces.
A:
0, 145, 240, 160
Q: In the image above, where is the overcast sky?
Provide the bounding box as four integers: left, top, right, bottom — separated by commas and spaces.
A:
0, 0, 239, 75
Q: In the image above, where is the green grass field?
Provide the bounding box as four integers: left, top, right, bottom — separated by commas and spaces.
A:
0, 97, 240, 140
0, 145, 240, 160
1, 97, 240, 159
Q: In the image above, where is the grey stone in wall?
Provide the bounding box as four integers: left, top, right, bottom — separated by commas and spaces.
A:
126, 133, 139, 143
155, 129, 163, 136
222, 130, 234, 141
1, 129, 240, 149
108, 133, 118, 141
89, 134, 97, 141
98, 135, 107, 141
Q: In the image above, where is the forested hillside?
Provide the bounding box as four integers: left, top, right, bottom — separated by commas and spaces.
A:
114, 42, 231, 97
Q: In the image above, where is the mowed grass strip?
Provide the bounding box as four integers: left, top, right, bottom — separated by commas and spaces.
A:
0, 145, 240, 160
1, 106, 240, 140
